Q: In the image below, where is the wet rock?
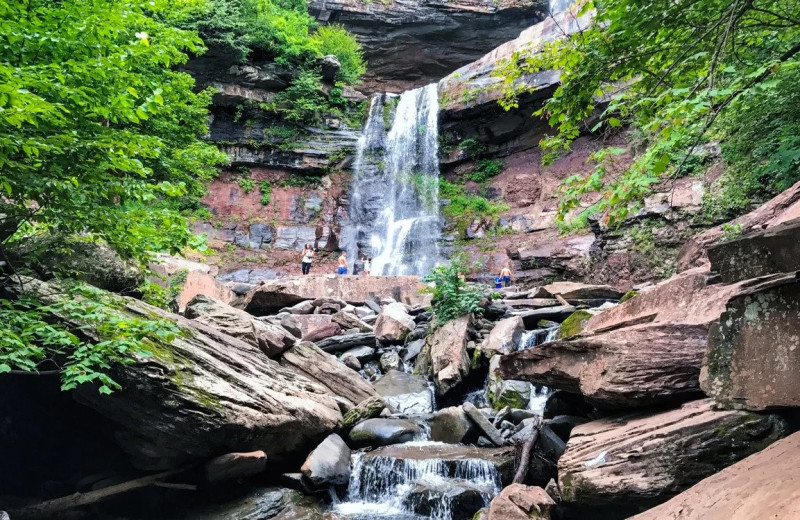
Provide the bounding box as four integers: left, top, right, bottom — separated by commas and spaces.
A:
348, 418, 421, 448
281, 342, 379, 408
340, 354, 361, 371
373, 370, 433, 414
404, 481, 486, 519
517, 305, 576, 328
629, 430, 800, 520
186, 295, 296, 358
425, 315, 472, 395
180, 487, 298, 520
401, 338, 425, 362
379, 351, 401, 372
342, 396, 387, 429
543, 391, 593, 419
487, 484, 555, 520
304, 322, 342, 343
483, 316, 524, 358
316, 332, 376, 352
301, 433, 350, 486
239, 275, 428, 315
204, 450, 267, 483
489, 380, 532, 410
19, 279, 343, 470
701, 275, 800, 410
374, 302, 416, 343
463, 402, 505, 447
558, 399, 787, 517
430, 406, 477, 444
342, 346, 375, 364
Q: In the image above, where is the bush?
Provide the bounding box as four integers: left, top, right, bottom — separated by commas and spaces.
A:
238, 178, 256, 193
313, 24, 366, 84
466, 159, 503, 183
259, 180, 272, 205
421, 254, 486, 327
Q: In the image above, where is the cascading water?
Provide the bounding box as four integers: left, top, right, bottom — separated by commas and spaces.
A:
334, 446, 503, 520
519, 326, 559, 349
345, 84, 442, 275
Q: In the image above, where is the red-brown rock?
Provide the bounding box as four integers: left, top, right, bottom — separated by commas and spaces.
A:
487, 484, 555, 520
304, 322, 342, 343
629, 430, 800, 520
427, 315, 472, 395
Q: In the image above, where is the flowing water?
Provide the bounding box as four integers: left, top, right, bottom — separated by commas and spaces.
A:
519, 326, 559, 349
345, 84, 443, 275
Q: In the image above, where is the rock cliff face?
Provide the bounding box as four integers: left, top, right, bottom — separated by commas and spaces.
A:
310, 0, 548, 93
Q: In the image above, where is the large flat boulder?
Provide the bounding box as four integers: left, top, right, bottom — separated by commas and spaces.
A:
541, 282, 623, 301
701, 274, 800, 410
185, 295, 296, 357
498, 322, 709, 409
372, 370, 433, 414
487, 484, 555, 520
348, 418, 421, 448
280, 342, 379, 408
237, 275, 428, 315
484, 316, 524, 357
426, 315, 472, 395
18, 279, 343, 471
176, 270, 235, 313
300, 433, 351, 487
629, 430, 800, 520
374, 302, 415, 343
558, 399, 786, 517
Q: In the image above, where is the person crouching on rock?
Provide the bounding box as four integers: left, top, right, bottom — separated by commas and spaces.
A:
337, 251, 348, 275
499, 265, 513, 287
301, 244, 314, 275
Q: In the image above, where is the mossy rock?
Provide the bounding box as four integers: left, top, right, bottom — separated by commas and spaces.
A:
619, 290, 638, 303
557, 310, 593, 339
342, 396, 386, 429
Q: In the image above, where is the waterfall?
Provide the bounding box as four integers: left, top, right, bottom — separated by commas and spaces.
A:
345, 84, 442, 276
335, 448, 502, 519
548, 0, 574, 15
519, 326, 559, 350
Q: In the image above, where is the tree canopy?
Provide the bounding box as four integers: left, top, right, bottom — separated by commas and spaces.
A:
497, 0, 800, 225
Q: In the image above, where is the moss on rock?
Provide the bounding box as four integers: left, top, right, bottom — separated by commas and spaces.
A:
557, 310, 593, 339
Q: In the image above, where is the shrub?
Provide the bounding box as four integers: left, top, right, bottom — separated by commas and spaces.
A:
421, 254, 486, 327
238, 178, 256, 193
259, 180, 272, 205
313, 24, 366, 84
466, 159, 503, 183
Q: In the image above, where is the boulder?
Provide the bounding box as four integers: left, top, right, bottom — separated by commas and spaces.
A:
316, 332, 376, 352
463, 402, 505, 447
483, 316, 525, 357
292, 314, 333, 337
379, 351, 401, 372
430, 406, 477, 444
342, 396, 387, 429
281, 342, 379, 408
541, 282, 623, 300
701, 274, 800, 410
545, 415, 590, 443
706, 219, 800, 283
348, 418, 421, 448
175, 271, 236, 314
372, 370, 433, 414
489, 380, 532, 410
342, 346, 375, 364
487, 485, 555, 520
16, 279, 343, 470
426, 315, 472, 395
543, 391, 593, 419
558, 399, 787, 517
303, 322, 342, 343
400, 338, 425, 362
204, 451, 267, 483
340, 354, 361, 371
374, 302, 416, 343
331, 310, 373, 333
300, 433, 351, 487
284, 300, 315, 315
517, 305, 576, 328
403, 482, 486, 519
186, 295, 296, 357
279, 314, 302, 338
238, 275, 429, 315
629, 430, 800, 520
178, 487, 298, 520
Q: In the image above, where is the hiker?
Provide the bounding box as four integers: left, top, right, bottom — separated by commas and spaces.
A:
499, 265, 513, 287
364, 256, 372, 275
301, 244, 314, 275
353, 255, 364, 275
337, 251, 348, 275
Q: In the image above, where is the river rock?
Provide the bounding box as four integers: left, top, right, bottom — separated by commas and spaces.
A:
316, 332, 376, 352
424, 315, 472, 395
342, 396, 387, 429
701, 274, 800, 410
379, 351, 401, 372
373, 370, 433, 414
180, 487, 298, 520
403, 481, 486, 519
483, 316, 524, 358
487, 484, 555, 520
281, 342, 379, 407
238, 276, 428, 315
463, 402, 505, 447
400, 338, 425, 362
340, 354, 361, 371
489, 379, 531, 410
186, 295, 296, 357
279, 314, 302, 338
348, 418, 421, 448
558, 399, 787, 517
541, 282, 623, 301
517, 305, 576, 328
17, 279, 343, 470
300, 433, 351, 486
331, 310, 373, 333
304, 322, 342, 343
342, 346, 375, 364
284, 300, 315, 315
374, 302, 416, 343
204, 450, 267, 483
629, 430, 800, 520
430, 406, 477, 444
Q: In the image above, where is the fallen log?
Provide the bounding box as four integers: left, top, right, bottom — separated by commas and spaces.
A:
513, 417, 542, 484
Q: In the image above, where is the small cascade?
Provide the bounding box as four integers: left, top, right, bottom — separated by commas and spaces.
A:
345, 84, 442, 275
335, 448, 502, 519
519, 326, 559, 350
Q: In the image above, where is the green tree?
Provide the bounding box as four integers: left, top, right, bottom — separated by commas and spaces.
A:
496, 0, 800, 225
422, 254, 486, 326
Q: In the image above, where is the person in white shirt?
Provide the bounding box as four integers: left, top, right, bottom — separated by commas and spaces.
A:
301, 244, 314, 275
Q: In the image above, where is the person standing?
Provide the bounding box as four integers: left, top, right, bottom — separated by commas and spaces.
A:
499, 265, 513, 287
301, 244, 314, 275
337, 251, 348, 275
353, 255, 364, 275
364, 256, 372, 275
